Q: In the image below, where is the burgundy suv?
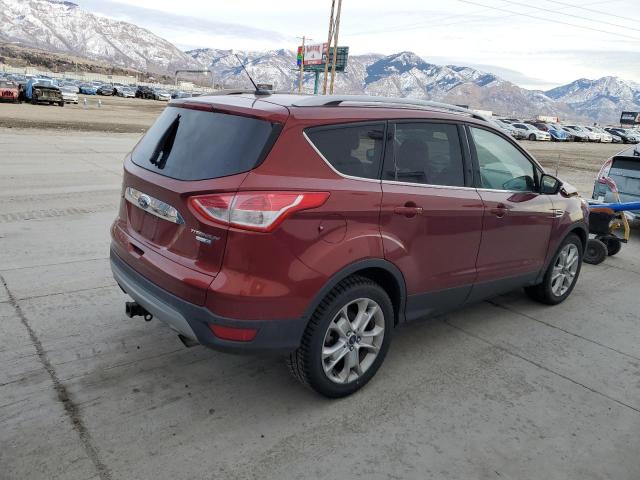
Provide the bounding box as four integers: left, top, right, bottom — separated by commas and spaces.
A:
110, 93, 588, 397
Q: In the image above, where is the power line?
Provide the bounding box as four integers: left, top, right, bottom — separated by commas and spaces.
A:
538, 0, 640, 25
454, 0, 640, 42
349, 0, 623, 37
498, 0, 640, 33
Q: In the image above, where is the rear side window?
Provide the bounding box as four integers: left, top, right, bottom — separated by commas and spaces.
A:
131, 106, 280, 181
383, 122, 465, 187
306, 123, 385, 179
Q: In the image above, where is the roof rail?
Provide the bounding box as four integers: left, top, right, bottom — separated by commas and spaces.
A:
291, 95, 490, 121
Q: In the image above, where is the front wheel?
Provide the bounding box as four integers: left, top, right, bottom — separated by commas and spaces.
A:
525, 234, 582, 305
288, 276, 393, 398
528, 134, 536, 141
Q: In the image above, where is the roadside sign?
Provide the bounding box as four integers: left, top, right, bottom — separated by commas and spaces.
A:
620, 111, 640, 125
297, 46, 303, 67
299, 46, 349, 72
303, 43, 327, 65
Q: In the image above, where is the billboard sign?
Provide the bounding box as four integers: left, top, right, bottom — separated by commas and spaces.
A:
303, 43, 327, 65
620, 111, 640, 125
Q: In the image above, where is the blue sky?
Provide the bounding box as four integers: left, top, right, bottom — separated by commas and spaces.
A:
79, 0, 640, 89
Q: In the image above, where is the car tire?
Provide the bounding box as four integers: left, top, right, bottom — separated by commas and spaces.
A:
58, 101, 64, 107
288, 275, 393, 398
583, 238, 607, 265
596, 235, 621, 256
525, 233, 582, 305
528, 134, 536, 141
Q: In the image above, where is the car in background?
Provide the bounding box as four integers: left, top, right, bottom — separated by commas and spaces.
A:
591, 127, 615, 143
25, 78, 64, 106
153, 89, 171, 101
488, 118, 521, 139
527, 122, 569, 142
171, 90, 193, 99
0, 80, 20, 103
97, 85, 114, 96
566, 125, 599, 142
592, 145, 640, 223
562, 125, 589, 142
79, 84, 98, 95
135, 85, 155, 99
60, 86, 79, 104
605, 128, 639, 144
583, 126, 612, 143
116, 87, 136, 98
512, 123, 551, 141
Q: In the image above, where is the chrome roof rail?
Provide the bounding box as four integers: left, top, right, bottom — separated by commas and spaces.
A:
291, 95, 490, 121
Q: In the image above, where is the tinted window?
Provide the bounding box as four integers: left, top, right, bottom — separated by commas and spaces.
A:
470, 127, 537, 192
383, 122, 465, 187
306, 123, 385, 179
132, 107, 279, 181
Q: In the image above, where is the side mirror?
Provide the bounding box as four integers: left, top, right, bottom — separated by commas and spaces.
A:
540, 174, 562, 195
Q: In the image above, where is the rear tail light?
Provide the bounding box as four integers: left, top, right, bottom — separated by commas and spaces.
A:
209, 324, 257, 342
190, 191, 329, 232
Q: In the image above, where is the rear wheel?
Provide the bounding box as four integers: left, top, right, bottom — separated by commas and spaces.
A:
288, 276, 393, 398
583, 238, 607, 265
525, 234, 582, 305
596, 235, 621, 256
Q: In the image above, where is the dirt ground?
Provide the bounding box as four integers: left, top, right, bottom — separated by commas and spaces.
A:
0, 95, 165, 133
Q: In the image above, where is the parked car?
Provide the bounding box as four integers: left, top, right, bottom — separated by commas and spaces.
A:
135, 86, 155, 99
592, 144, 640, 222
563, 126, 589, 142
60, 86, 79, 104
512, 123, 551, 141
110, 93, 588, 397
79, 84, 97, 95
153, 89, 171, 101
171, 90, 193, 99
591, 127, 614, 143
0, 80, 20, 103
97, 85, 114, 96
25, 78, 64, 106
566, 125, 598, 142
116, 87, 136, 98
605, 128, 639, 144
488, 118, 519, 139
529, 122, 569, 141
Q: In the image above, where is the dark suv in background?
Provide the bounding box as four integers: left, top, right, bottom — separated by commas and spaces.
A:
135, 85, 155, 99
111, 93, 588, 397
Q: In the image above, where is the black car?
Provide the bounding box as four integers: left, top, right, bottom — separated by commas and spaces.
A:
135, 86, 155, 99
605, 128, 639, 144
97, 85, 114, 96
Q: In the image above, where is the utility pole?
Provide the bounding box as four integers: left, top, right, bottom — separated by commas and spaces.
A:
329, 0, 343, 95
297, 36, 307, 93
322, 0, 336, 95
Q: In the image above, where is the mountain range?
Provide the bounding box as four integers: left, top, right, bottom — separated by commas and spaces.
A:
1, 0, 639, 123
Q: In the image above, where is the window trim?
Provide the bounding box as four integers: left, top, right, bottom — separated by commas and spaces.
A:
303, 120, 388, 183
465, 123, 544, 193
382, 119, 473, 189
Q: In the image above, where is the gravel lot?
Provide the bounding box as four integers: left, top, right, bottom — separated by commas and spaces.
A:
1, 124, 639, 480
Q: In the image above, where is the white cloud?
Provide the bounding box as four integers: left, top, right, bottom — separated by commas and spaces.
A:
78, 0, 640, 88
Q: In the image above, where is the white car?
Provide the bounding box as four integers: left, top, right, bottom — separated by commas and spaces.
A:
512, 123, 551, 141
566, 125, 599, 142
591, 127, 613, 143
60, 87, 79, 104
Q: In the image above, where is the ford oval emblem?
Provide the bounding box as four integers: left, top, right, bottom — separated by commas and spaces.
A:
138, 194, 151, 209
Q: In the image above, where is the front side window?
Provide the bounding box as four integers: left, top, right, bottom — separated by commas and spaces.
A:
306, 123, 385, 179
382, 122, 465, 187
470, 127, 537, 192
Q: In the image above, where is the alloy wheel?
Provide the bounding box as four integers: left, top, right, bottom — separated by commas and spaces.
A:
551, 243, 579, 297
321, 298, 385, 384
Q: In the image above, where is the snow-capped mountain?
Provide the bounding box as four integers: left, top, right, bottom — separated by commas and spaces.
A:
188, 48, 575, 120
545, 77, 640, 123
0, 0, 199, 73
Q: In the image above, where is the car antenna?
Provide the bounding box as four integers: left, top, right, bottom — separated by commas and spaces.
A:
234, 54, 270, 96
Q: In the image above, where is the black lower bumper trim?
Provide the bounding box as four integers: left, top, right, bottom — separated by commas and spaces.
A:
110, 249, 307, 354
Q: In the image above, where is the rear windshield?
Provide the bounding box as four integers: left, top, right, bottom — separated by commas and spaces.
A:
131, 106, 279, 181
612, 158, 640, 173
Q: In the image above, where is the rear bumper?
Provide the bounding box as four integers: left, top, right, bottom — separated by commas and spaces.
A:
110, 249, 307, 354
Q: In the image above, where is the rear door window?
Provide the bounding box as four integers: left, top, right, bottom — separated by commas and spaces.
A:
131, 106, 280, 181
382, 122, 465, 187
305, 123, 385, 179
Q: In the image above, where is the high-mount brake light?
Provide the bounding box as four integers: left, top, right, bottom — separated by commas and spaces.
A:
190, 191, 330, 232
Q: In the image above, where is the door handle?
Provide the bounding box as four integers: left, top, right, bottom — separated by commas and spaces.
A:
394, 204, 424, 218
490, 203, 507, 218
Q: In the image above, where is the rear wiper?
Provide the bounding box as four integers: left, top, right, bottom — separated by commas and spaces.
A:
149, 114, 181, 169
